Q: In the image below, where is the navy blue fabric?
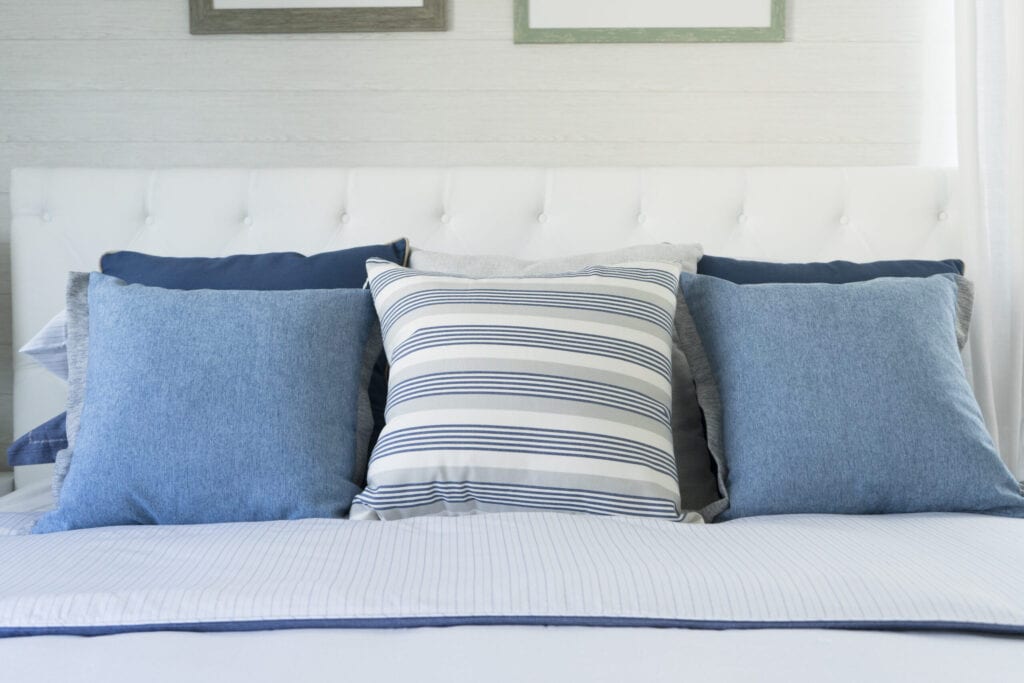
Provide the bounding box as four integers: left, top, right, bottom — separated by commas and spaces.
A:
697, 255, 965, 284
100, 239, 407, 451
1, 615, 1022, 639
6, 412, 67, 466
100, 240, 408, 290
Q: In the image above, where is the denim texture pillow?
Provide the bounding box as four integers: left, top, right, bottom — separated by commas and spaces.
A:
409, 243, 725, 519
697, 255, 964, 284
351, 260, 697, 522
6, 413, 67, 467
44, 240, 407, 492
19, 240, 406, 475
102, 240, 406, 444
680, 272, 1024, 520
34, 274, 381, 533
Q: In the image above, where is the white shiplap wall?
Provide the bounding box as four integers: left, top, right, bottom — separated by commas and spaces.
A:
0, 0, 950, 463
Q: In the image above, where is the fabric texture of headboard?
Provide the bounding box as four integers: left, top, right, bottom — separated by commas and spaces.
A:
9, 167, 963, 488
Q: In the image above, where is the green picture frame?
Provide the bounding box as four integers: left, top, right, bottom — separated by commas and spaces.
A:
514, 0, 785, 44
189, 0, 447, 35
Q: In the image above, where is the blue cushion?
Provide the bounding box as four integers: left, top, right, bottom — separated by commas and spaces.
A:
33, 274, 380, 532
679, 272, 1024, 520
6, 412, 67, 467
350, 260, 692, 522
697, 255, 964, 284
101, 239, 407, 447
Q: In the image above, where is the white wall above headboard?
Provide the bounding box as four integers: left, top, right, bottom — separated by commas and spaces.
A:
9, 166, 963, 486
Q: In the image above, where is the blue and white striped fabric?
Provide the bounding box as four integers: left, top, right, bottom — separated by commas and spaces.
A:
0, 512, 1022, 636
18, 310, 68, 380
350, 260, 694, 522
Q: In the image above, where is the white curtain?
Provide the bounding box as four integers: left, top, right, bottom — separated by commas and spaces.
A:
957, 0, 1024, 477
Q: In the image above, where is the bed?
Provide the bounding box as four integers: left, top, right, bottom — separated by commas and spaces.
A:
3, 167, 1021, 682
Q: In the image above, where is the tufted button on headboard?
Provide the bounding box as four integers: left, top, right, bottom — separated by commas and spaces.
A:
9, 166, 962, 487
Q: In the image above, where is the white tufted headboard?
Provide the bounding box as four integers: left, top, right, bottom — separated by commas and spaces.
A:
9, 167, 963, 487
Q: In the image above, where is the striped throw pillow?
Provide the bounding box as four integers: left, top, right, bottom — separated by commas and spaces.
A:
350, 259, 697, 522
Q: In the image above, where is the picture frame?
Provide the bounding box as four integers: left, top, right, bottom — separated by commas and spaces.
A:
514, 0, 785, 44
189, 0, 447, 35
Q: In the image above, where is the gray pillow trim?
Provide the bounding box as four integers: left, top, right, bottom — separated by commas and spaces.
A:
53, 272, 91, 499
673, 294, 730, 521
51, 448, 71, 501
954, 275, 974, 350
669, 297, 725, 513
353, 321, 384, 489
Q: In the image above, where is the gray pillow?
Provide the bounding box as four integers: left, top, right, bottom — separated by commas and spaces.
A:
410, 243, 726, 520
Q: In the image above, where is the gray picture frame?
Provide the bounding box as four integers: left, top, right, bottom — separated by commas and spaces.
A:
189, 0, 447, 35
514, 0, 785, 44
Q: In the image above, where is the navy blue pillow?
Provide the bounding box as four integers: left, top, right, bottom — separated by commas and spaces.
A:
100, 240, 408, 290
698, 256, 964, 284
101, 240, 407, 456
7, 412, 67, 467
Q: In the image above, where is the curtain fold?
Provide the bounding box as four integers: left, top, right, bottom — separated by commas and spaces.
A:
956, 0, 1024, 477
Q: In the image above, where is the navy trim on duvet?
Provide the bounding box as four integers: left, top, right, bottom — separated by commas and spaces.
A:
3, 617, 1024, 639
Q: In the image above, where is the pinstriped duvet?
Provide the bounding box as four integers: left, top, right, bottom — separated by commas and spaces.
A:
0, 511, 1021, 637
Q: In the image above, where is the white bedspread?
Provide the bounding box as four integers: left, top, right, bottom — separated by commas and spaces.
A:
1, 507, 1022, 637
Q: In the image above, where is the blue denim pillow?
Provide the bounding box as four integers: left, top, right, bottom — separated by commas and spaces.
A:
33, 274, 380, 532
12, 241, 409, 469
679, 272, 1024, 520
6, 413, 67, 467
101, 239, 405, 448
697, 255, 964, 284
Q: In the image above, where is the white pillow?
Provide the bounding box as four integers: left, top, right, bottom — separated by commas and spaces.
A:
19, 310, 68, 381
